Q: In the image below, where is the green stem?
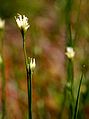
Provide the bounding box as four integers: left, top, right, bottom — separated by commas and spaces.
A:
67, 59, 74, 102
27, 69, 32, 119
67, 59, 74, 85
72, 73, 83, 119
0, 30, 6, 119
22, 32, 32, 119
22, 33, 28, 67
65, 1, 74, 118
65, 0, 74, 102
1, 58, 6, 119
67, 58, 74, 119
65, 0, 73, 46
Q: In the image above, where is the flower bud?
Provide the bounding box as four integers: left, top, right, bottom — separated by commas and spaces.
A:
30, 58, 36, 70
65, 47, 75, 59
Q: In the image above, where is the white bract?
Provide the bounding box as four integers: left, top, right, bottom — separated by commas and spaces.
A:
30, 58, 36, 70
15, 14, 30, 32
65, 47, 75, 59
0, 18, 5, 29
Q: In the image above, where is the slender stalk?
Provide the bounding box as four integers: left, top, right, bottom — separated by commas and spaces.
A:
65, 0, 73, 46
71, 1, 82, 119
67, 59, 74, 101
72, 72, 84, 119
22, 31, 28, 66
22, 32, 32, 119
0, 30, 6, 119
27, 69, 32, 119
65, 0, 74, 90
1, 58, 6, 119
65, 1, 74, 118
67, 59, 74, 85
67, 59, 74, 119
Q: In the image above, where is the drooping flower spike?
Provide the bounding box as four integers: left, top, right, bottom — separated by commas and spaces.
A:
15, 13, 30, 32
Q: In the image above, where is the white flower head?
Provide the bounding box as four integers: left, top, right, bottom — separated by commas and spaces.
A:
0, 18, 5, 29
30, 58, 36, 70
15, 13, 30, 32
65, 47, 75, 59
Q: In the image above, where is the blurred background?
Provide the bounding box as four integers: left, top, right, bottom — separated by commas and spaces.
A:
0, 0, 89, 119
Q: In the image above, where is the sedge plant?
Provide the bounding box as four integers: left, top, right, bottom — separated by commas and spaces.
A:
65, 0, 75, 118
65, 0, 84, 119
0, 18, 6, 119
15, 14, 36, 119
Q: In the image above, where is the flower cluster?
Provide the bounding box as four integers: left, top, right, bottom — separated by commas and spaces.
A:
15, 14, 30, 32
65, 47, 75, 59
